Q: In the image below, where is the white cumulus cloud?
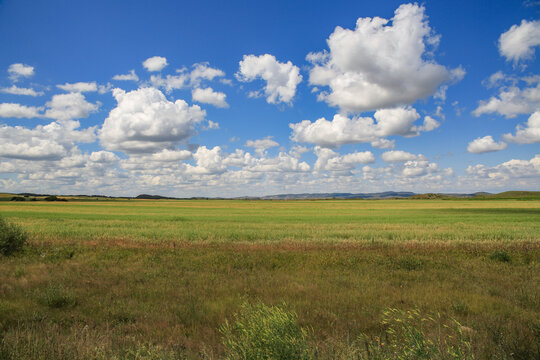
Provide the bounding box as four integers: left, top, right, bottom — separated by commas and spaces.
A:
382, 150, 425, 163
143, 56, 168, 72
245, 137, 279, 155
290, 107, 428, 148
57, 82, 98, 93
467, 136, 508, 153
192, 87, 228, 108
473, 81, 540, 118
499, 19, 540, 64
314, 147, 375, 173
0, 103, 42, 118
0, 85, 43, 97
190, 63, 226, 86
8, 63, 34, 81
236, 54, 302, 104
99, 87, 205, 154
0, 120, 95, 161
112, 70, 139, 81
45, 93, 100, 121
150, 73, 189, 93
503, 111, 540, 144
307, 3, 456, 112
464, 155, 540, 188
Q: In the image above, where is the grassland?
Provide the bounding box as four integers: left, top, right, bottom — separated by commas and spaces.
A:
0, 199, 539, 359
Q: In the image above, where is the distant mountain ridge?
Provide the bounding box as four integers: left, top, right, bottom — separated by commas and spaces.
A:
255, 191, 416, 200
2, 190, 538, 201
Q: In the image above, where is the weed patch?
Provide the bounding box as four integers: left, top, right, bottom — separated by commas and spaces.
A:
37, 283, 77, 309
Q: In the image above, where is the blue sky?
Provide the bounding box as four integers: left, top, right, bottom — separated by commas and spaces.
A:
0, 0, 539, 197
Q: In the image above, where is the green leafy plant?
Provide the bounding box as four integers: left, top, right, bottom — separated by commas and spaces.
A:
220, 302, 311, 360
0, 216, 28, 256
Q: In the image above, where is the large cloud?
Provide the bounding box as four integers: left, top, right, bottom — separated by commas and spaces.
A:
99, 87, 205, 154
499, 19, 540, 64
307, 3, 456, 112
467, 136, 508, 153
503, 111, 540, 144
236, 54, 302, 104
290, 106, 437, 147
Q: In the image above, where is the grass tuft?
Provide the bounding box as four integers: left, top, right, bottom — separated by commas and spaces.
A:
220, 302, 312, 360
37, 283, 78, 309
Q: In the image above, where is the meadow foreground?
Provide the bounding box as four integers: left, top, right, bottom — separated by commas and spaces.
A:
0, 199, 539, 359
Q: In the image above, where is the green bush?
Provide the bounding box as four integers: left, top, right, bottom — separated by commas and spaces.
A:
488, 250, 511, 263
220, 303, 311, 360
0, 216, 28, 256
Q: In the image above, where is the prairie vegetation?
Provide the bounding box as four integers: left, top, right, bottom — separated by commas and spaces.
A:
0, 199, 538, 359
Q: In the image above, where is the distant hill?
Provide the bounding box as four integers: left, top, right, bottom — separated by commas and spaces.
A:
471, 191, 540, 200
135, 194, 176, 200
0, 190, 538, 201
258, 191, 416, 200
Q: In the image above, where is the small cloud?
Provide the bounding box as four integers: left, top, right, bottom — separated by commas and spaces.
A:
142, 56, 168, 72
0, 103, 42, 118
112, 70, 139, 81
467, 135, 507, 153
57, 82, 98, 93
8, 63, 34, 82
0, 85, 43, 97
236, 54, 302, 105
192, 87, 229, 108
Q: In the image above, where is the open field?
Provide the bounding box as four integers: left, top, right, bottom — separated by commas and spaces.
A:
0, 199, 539, 359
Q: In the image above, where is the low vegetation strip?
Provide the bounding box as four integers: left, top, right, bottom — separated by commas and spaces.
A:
0, 199, 538, 359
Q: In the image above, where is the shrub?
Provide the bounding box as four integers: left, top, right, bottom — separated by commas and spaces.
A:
9, 196, 25, 201
0, 216, 28, 256
488, 250, 511, 263
220, 303, 312, 360
38, 283, 77, 308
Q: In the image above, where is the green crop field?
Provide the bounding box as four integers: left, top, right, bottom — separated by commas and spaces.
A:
1, 199, 539, 359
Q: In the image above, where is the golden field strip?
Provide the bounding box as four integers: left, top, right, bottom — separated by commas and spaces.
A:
0, 199, 539, 359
